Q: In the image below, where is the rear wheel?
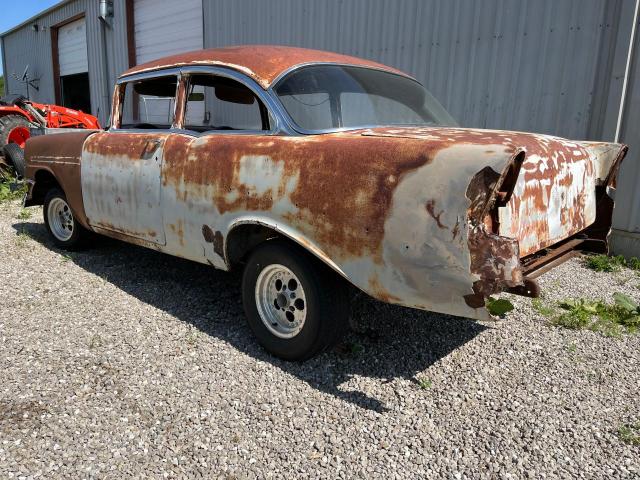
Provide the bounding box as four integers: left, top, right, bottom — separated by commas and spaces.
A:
0, 114, 31, 150
43, 188, 88, 250
242, 240, 349, 360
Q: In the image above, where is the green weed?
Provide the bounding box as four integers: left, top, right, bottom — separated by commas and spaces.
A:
584, 254, 626, 272
618, 422, 640, 446
585, 254, 640, 272
417, 378, 432, 390
486, 297, 514, 317
532, 298, 555, 317
551, 293, 640, 336
0, 173, 27, 203
16, 208, 31, 220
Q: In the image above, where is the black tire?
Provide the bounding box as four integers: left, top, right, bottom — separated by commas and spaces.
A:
3, 143, 26, 178
43, 188, 88, 250
242, 240, 349, 361
0, 114, 30, 150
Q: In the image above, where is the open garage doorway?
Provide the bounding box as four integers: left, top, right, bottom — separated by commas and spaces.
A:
53, 16, 92, 114
60, 72, 91, 114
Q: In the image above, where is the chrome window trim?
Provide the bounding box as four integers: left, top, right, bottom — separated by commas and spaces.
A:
115, 65, 294, 136
116, 68, 183, 84
269, 62, 416, 89
177, 65, 286, 136
114, 69, 181, 131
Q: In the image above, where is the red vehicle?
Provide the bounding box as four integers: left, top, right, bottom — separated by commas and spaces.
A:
0, 94, 101, 176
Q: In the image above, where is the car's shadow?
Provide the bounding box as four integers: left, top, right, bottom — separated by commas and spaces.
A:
14, 222, 489, 412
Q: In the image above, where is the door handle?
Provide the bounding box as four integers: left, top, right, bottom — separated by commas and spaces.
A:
141, 139, 162, 159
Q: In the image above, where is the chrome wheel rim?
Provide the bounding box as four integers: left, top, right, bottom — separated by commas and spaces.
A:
47, 197, 74, 242
255, 264, 307, 339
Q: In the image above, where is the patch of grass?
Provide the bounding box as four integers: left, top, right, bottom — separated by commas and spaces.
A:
618, 422, 640, 446
551, 293, 640, 336
61, 254, 72, 263
417, 378, 432, 390
629, 257, 640, 271
185, 330, 199, 346
585, 254, 640, 273
565, 342, 577, 353
486, 297, 514, 317
14, 227, 31, 247
0, 173, 27, 204
16, 208, 31, 220
88, 334, 102, 349
584, 254, 626, 272
532, 298, 555, 317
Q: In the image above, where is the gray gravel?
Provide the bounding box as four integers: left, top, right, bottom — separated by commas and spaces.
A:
1, 199, 639, 479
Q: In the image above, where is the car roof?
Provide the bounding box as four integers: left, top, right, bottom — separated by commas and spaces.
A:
119, 45, 412, 89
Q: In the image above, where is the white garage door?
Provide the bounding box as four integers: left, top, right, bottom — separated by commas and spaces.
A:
134, 0, 203, 64
134, 0, 204, 124
58, 17, 88, 76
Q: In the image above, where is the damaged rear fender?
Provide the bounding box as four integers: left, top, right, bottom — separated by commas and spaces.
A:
349, 144, 527, 320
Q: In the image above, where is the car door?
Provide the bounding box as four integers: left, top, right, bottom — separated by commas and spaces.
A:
81, 73, 179, 245
159, 69, 275, 266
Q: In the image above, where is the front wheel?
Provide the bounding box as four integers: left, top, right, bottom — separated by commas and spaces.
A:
242, 240, 349, 361
43, 188, 88, 250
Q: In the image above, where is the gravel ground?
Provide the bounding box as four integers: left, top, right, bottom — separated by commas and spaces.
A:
1, 199, 639, 479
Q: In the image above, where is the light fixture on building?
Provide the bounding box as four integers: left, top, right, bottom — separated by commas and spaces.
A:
99, 0, 114, 22
31, 23, 39, 32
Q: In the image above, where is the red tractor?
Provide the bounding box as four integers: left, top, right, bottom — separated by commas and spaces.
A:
0, 94, 101, 176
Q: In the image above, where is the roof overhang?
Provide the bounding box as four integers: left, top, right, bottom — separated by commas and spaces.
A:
0, 0, 74, 37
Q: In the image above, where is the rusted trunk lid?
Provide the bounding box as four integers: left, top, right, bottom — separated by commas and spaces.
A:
498, 140, 626, 256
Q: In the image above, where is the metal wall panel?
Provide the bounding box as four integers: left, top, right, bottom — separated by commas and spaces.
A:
610, 7, 640, 254
203, 0, 627, 141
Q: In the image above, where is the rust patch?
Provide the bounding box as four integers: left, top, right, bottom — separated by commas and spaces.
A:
202, 225, 225, 258
425, 200, 448, 229
368, 274, 402, 304
169, 221, 185, 247
464, 160, 525, 308
451, 218, 460, 240
466, 224, 522, 306
202, 225, 216, 243
163, 133, 437, 264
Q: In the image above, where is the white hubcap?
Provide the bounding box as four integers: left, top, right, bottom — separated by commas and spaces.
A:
255, 264, 307, 339
47, 197, 74, 241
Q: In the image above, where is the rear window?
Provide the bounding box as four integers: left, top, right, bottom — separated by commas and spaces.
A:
274, 65, 457, 132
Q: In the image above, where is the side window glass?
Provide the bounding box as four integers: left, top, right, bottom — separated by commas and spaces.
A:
184, 75, 267, 131
120, 76, 177, 129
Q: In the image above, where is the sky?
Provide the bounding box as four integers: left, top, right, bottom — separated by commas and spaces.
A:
0, 0, 61, 76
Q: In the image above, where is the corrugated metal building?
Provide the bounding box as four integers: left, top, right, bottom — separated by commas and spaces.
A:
1, 0, 639, 255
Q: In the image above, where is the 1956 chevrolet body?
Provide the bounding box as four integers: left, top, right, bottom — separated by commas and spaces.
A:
24, 46, 627, 359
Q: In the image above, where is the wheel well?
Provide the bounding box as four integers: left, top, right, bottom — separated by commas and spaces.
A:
225, 223, 349, 283
30, 170, 61, 205
225, 224, 284, 268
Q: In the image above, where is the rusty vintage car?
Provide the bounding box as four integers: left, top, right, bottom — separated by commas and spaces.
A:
24, 45, 627, 360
